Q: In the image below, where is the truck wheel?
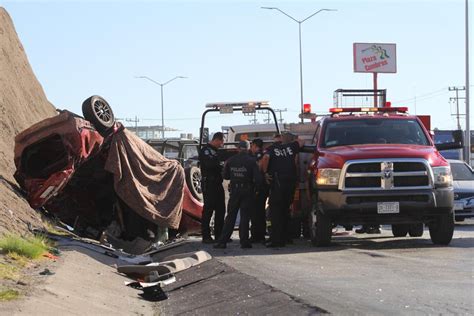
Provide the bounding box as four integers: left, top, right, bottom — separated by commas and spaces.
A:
309, 208, 332, 247
185, 166, 203, 202
82, 95, 115, 135
391, 224, 408, 237
429, 213, 454, 245
408, 223, 424, 237
289, 218, 302, 239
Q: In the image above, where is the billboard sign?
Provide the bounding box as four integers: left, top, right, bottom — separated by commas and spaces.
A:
353, 43, 397, 73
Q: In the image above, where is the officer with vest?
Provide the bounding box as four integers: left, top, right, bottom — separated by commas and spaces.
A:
249, 138, 268, 243
199, 132, 225, 244
214, 140, 261, 249
261, 132, 304, 247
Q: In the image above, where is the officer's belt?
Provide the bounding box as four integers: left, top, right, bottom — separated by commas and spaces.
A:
202, 176, 221, 182
230, 182, 253, 188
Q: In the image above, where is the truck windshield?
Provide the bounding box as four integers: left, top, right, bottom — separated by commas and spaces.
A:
322, 118, 430, 148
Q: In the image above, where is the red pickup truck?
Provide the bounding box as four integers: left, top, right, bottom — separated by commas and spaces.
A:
306, 106, 463, 246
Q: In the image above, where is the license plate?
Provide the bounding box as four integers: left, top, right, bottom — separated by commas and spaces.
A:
454, 201, 464, 211
377, 202, 400, 214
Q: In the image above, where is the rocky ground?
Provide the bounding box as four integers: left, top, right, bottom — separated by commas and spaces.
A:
0, 7, 56, 237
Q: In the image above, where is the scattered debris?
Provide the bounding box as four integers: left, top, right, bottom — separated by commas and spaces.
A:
39, 268, 54, 276
43, 253, 59, 260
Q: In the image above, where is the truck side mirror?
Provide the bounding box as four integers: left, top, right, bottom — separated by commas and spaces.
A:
452, 130, 463, 145
301, 145, 316, 153
435, 130, 464, 151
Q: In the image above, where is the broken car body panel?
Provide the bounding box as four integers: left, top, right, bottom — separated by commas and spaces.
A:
14, 110, 202, 239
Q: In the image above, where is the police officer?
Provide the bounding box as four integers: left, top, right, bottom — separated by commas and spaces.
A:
214, 140, 261, 249
199, 132, 225, 244
261, 133, 304, 247
249, 138, 267, 243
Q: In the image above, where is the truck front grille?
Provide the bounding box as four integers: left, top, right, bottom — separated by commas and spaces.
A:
347, 195, 430, 204
341, 159, 432, 191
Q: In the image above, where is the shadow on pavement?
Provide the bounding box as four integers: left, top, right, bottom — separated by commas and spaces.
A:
197, 233, 474, 258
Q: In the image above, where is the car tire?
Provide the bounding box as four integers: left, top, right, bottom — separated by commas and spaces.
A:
391, 224, 409, 237
309, 193, 332, 247
429, 213, 455, 245
185, 166, 203, 202
82, 95, 115, 135
408, 223, 424, 237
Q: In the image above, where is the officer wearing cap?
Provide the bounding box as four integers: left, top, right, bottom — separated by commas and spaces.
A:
199, 132, 225, 243
214, 140, 261, 249
261, 132, 304, 247
249, 138, 267, 243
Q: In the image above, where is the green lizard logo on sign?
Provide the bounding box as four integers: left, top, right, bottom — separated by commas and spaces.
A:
362, 45, 390, 60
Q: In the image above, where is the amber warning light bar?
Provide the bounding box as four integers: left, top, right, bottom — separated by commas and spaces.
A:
329, 107, 408, 113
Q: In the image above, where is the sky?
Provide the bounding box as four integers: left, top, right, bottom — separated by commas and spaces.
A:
1, 0, 472, 138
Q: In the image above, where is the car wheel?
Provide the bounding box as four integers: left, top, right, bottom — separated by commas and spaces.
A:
429, 213, 454, 245
309, 193, 332, 247
391, 224, 409, 237
185, 166, 203, 201
82, 95, 115, 135
408, 223, 424, 237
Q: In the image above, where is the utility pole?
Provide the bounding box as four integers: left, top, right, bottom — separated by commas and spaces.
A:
263, 111, 271, 124
117, 117, 140, 134
274, 108, 287, 124
126, 116, 140, 134
449, 86, 466, 130
249, 114, 258, 125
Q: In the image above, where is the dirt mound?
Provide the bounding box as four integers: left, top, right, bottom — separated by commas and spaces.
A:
0, 7, 57, 235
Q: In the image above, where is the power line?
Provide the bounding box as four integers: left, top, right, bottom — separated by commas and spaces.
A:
392, 87, 447, 104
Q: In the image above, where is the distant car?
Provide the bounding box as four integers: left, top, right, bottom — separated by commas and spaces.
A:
448, 159, 474, 221
14, 96, 203, 242
146, 139, 202, 202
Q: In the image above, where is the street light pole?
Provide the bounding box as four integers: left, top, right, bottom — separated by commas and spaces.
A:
262, 7, 336, 122
136, 75, 187, 138
465, 0, 471, 165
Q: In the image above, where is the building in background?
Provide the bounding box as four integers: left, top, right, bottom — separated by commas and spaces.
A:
120, 124, 181, 140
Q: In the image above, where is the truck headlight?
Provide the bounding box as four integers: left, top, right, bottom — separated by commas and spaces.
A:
316, 168, 341, 187
432, 166, 453, 187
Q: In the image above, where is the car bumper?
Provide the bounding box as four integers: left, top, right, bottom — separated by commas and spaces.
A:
318, 188, 453, 225
454, 206, 474, 219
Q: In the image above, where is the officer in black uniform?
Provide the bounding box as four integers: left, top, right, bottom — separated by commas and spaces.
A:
249, 138, 267, 243
261, 133, 304, 247
199, 132, 225, 243
214, 140, 261, 249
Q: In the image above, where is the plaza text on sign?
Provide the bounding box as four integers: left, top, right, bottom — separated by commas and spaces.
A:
353, 43, 397, 73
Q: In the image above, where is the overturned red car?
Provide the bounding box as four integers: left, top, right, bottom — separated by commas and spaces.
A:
14, 96, 203, 244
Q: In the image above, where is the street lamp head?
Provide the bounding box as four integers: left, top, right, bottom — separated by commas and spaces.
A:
261, 7, 277, 10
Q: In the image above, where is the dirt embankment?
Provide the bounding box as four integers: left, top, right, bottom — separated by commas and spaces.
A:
0, 7, 57, 236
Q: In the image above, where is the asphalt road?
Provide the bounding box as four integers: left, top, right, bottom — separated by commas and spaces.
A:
203, 220, 474, 315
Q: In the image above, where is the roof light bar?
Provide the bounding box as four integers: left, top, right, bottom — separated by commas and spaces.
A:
205, 101, 270, 108
329, 107, 408, 113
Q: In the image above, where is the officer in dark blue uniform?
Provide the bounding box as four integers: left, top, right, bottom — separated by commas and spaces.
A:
249, 138, 267, 243
214, 140, 261, 249
199, 132, 225, 243
261, 133, 304, 247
